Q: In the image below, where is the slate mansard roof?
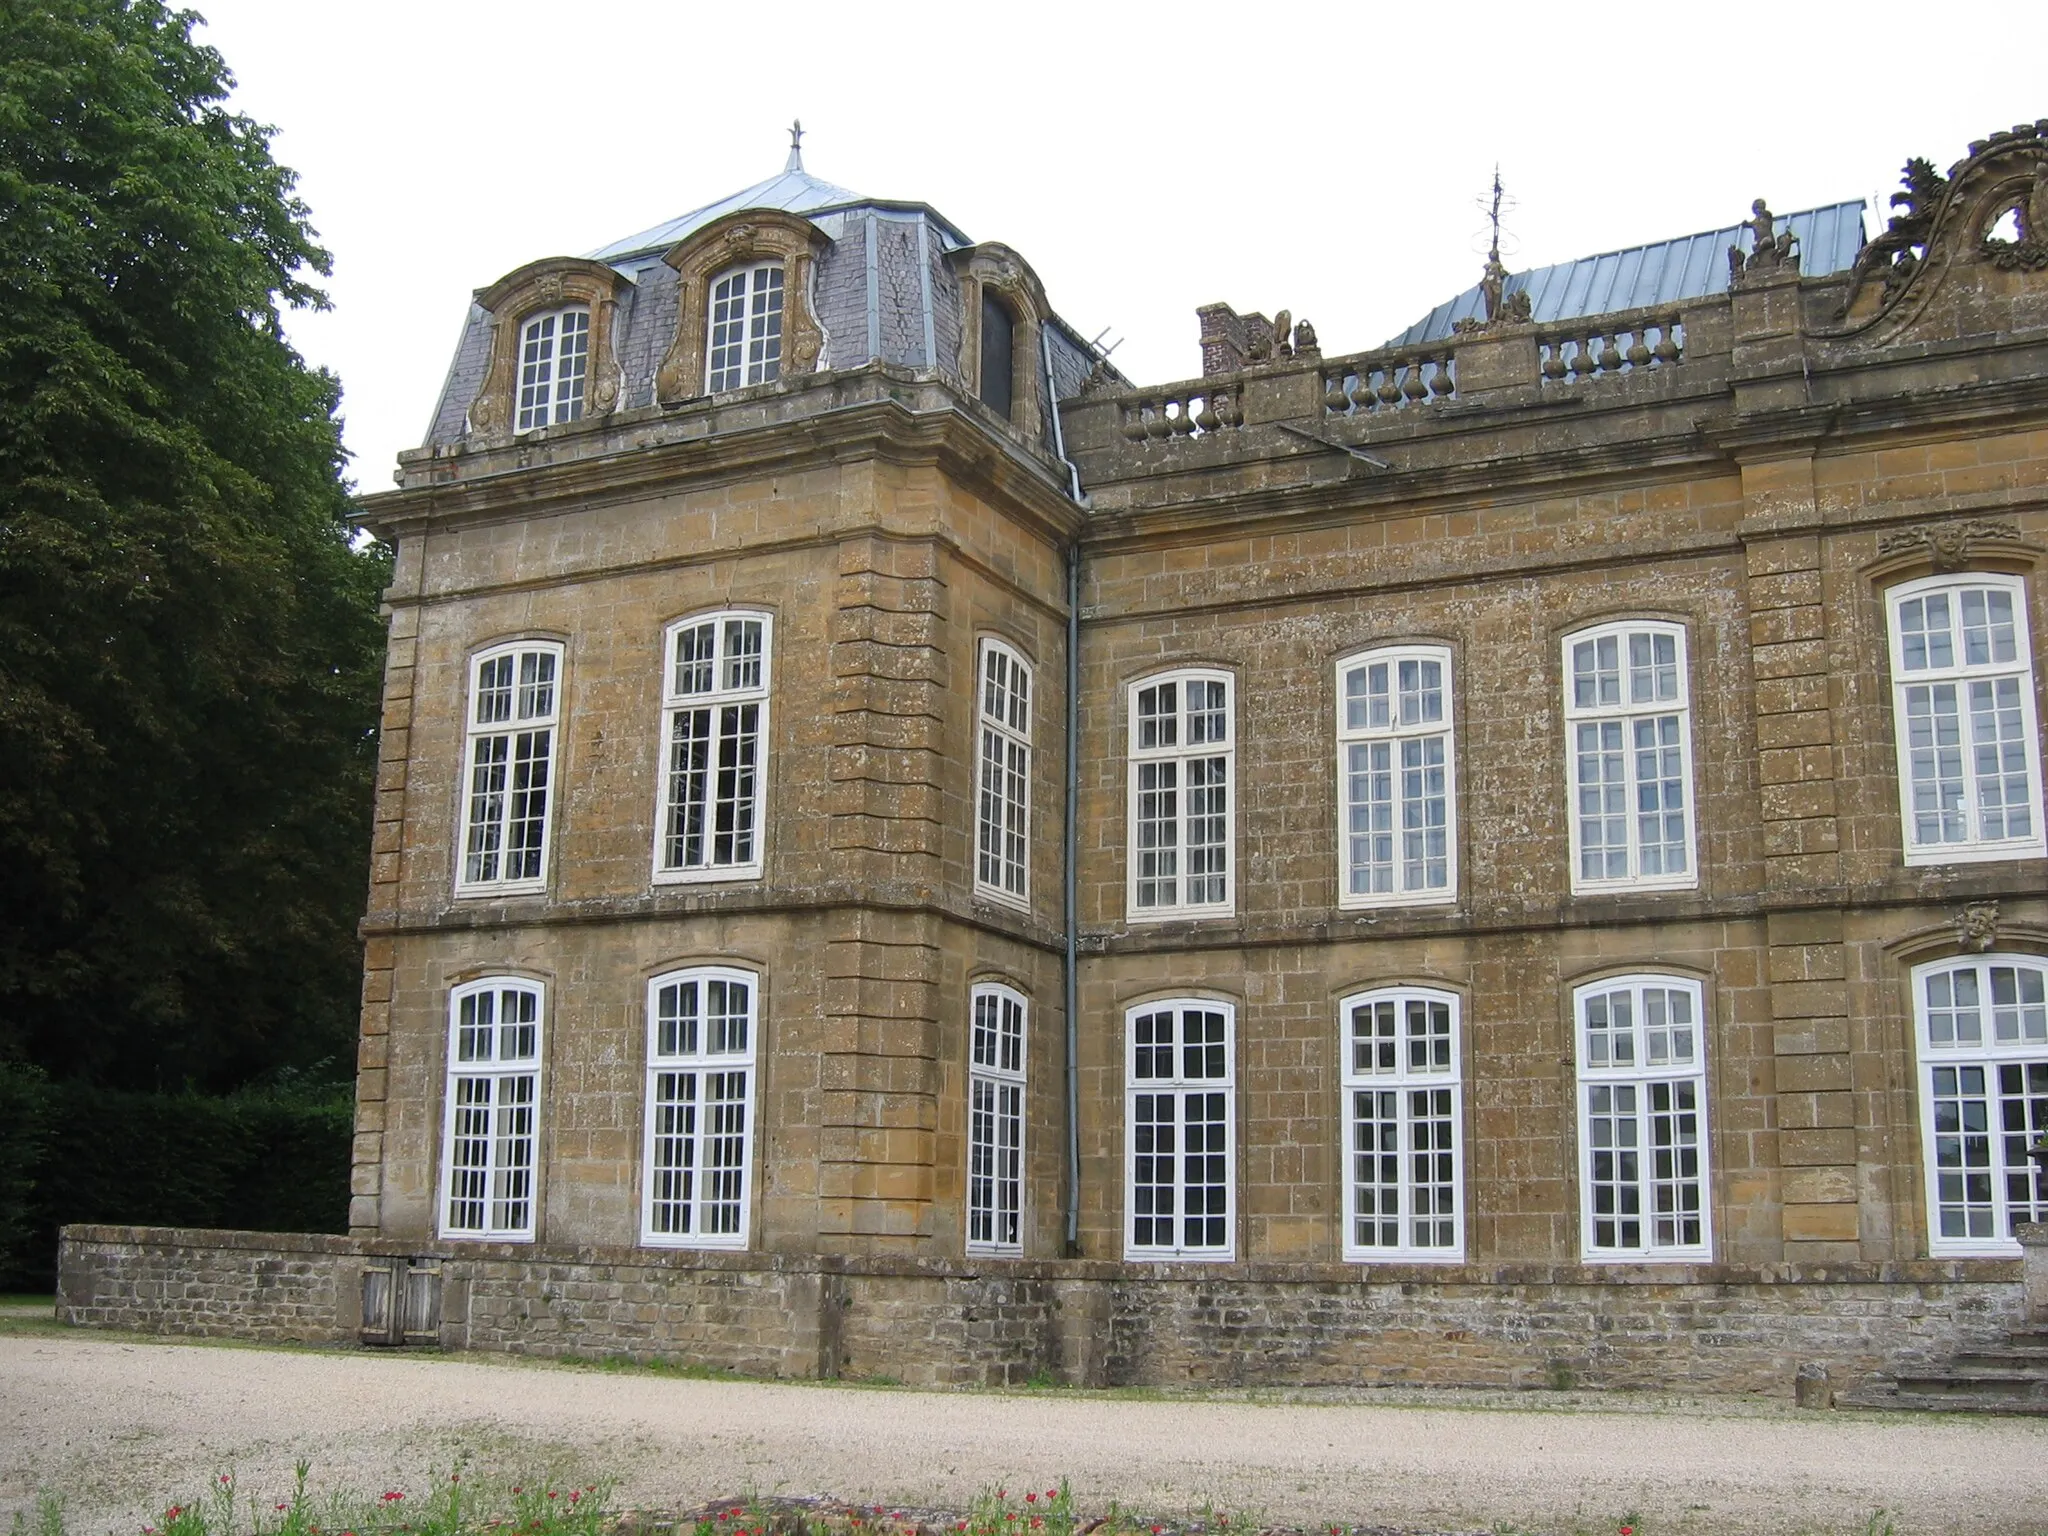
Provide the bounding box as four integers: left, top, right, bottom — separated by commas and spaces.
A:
417, 150, 1109, 462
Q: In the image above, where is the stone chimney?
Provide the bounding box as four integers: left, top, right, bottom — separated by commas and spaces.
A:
1197, 303, 1266, 377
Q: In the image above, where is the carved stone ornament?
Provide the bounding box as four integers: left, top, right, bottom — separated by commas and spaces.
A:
465, 257, 633, 445
1826, 120, 2048, 337
1956, 901, 2000, 953
655, 209, 829, 406
949, 241, 1054, 441
1876, 519, 2023, 570
1727, 198, 1800, 286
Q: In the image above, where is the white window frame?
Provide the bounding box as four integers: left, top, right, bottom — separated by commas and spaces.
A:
966, 982, 1028, 1255
439, 977, 544, 1242
974, 639, 1032, 907
1124, 998, 1235, 1261
1339, 987, 1465, 1261
1910, 953, 2048, 1257
1563, 620, 1698, 894
639, 965, 760, 1250
513, 306, 590, 433
1126, 669, 1235, 921
456, 641, 562, 898
652, 612, 772, 884
705, 261, 785, 393
1886, 573, 2045, 866
1573, 973, 1713, 1261
1336, 645, 1457, 908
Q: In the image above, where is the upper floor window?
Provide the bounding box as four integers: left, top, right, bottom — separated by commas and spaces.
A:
975, 640, 1031, 905
641, 967, 758, 1249
514, 307, 589, 432
655, 613, 771, 883
1911, 953, 2048, 1256
1126, 999, 1235, 1260
979, 291, 1015, 419
967, 982, 1028, 1254
1573, 973, 1712, 1261
1337, 646, 1456, 907
706, 262, 784, 393
458, 642, 560, 897
1564, 621, 1696, 893
441, 978, 543, 1241
1887, 575, 2045, 865
1128, 670, 1233, 919
1340, 987, 1464, 1261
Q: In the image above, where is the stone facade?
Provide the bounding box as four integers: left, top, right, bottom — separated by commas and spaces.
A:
62, 124, 2048, 1395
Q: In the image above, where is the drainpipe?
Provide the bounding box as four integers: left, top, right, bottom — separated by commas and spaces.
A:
1043, 331, 1085, 1256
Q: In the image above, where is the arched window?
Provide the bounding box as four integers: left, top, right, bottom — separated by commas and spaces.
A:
1336, 645, 1456, 906
1563, 620, 1696, 892
705, 262, 785, 392
641, 966, 760, 1248
967, 982, 1028, 1254
1910, 953, 2048, 1255
1572, 973, 1712, 1260
514, 307, 590, 432
1339, 987, 1463, 1260
440, 977, 544, 1241
1125, 998, 1234, 1259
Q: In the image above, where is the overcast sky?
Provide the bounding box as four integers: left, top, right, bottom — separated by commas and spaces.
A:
187, 0, 2048, 493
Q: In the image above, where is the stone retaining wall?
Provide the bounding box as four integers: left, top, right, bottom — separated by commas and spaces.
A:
57, 1225, 2028, 1397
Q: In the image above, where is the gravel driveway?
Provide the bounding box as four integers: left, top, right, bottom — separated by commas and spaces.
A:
2, 1327, 2045, 1536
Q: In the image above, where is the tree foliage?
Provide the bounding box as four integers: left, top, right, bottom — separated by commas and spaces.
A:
0, 0, 388, 1090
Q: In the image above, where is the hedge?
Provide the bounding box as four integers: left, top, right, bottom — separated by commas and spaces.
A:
0, 1063, 351, 1291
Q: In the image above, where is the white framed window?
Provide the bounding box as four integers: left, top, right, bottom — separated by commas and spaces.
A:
1127, 670, 1233, 919
640, 966, 759, 1249
514, 307, 589, 432
1573, 974, 1712, 1261
1564, 621, 1696, 893
975, 640, 1032, 905
1911, 953, 2048, 1256
654, 612, 771, 883
1337, 646, 1456, 906
1340, 987, 1464, 1261
1125, 998, 1234, 1260
440, 978, 543, 1241
967, 982, 1028, 1254
706, 262, 784, 392
458, 642, 561, 896
1886, 574, 2045, 865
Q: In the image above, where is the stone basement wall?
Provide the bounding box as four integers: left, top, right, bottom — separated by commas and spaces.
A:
58, 1225, 2026, 1397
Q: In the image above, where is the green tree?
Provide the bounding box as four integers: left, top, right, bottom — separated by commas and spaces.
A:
0, 0, 388, 1091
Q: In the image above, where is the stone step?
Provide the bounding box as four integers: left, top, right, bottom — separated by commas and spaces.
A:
1860, 1390, 2048, 1416
1951, 1348, 2048, 1371
1889, 1370, 2048, 1401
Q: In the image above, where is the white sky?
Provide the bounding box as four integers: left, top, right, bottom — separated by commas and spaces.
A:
187, 0, 2048, 493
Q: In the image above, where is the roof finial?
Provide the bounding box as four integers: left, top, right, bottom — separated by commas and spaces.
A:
1486, 163, 1505, 265
785, 118, 804, 173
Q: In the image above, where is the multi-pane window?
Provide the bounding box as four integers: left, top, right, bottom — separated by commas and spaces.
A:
640, 967, 758, 1249
1911, 954, 2048, 1256
514, 308, 589, 432
1127, 671, 1233, 919
1125, 999, 1234, 1259
441, 979, 543, 1241
655, 613, 771, 882
1886, 575, 2044, 865
1573, 974, 1711, 1260
706, 262, 785, 392
975, 640, 1032, 905
1564, 621, 1696, 892
458, 642, 561, 895
967, 983, 1028, 1254
1340, 988, 1463, 1261
1337, 647, 1456, 906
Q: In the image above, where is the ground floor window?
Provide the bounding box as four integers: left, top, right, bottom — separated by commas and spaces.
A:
967, 983, 1027, 1253
1573, 973, 1712, 1261
1913, 953, 2048, 1256
1340, 987, 1463, 1260
641, 966, 758, 1248
1125, 998, 1234, 1260
440, 978, 543, 1240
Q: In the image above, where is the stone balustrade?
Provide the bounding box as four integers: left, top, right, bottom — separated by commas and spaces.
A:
1536, 307, 1685, 384
1320, 347, 1458, 415
1117, 382, 1244, 441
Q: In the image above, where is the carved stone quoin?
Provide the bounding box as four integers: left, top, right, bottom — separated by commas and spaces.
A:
656, 209, 829, 406
1956, 901, 2000, 953
1876, 519, 2023, 571
466, 257, 633, 445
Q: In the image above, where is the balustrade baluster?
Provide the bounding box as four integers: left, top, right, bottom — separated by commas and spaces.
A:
1654, 322, 1681, 364
1626, 329, 1652, 368
1429, 358, 1455, 396
1570, 339, 1597, 378
1400, 362, 1430, 402
1541, 343, 1567, 381
1598, 334, 1624, 372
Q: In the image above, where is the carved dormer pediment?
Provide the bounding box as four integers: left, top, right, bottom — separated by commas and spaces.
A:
467, 257, 634, 446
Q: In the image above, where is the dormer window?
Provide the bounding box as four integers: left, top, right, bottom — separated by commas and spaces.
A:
515, 307, 590, 432
979, 291, 1015, 419
707, 262, 785, 392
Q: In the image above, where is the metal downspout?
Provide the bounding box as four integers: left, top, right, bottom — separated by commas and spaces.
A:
1043, 330, 1085, 1255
